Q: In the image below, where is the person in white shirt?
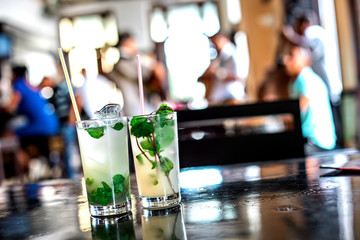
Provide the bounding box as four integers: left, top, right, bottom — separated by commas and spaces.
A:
199, 33, 246, 105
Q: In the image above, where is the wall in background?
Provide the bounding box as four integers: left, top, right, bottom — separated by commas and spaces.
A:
240, 0, 284, 100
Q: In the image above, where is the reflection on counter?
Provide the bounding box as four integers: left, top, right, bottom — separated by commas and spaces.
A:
180, 168, 223, 188
140, 205, 187, 240
91, 214, 136, 240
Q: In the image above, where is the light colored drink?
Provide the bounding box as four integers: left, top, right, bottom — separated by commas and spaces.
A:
76, 105, 131, 216
129, 106, 181, 209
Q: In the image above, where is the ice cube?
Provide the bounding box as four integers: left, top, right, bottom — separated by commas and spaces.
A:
94, 104, 121, 119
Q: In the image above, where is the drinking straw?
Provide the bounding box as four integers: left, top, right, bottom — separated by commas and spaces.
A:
136, 54, 145, 115
58, 48, 81, 122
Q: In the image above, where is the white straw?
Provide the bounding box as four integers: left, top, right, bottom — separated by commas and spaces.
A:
58, 48, 81, 122
136, 54, 145, 115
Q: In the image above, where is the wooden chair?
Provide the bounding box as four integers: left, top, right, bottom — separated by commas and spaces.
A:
177, 99, 305, 168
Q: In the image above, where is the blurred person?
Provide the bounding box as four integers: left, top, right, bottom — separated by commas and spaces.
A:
3, 65, 60, 177
257, 63, 297, 133
281, 39, 336, 153
39, 73, 83, 179
80, 68, 124, 119
107, 32, 168, 116
286, 9, 343, 147
257, 63, 291, 102
199, 32, 246, 106
0, 75, 14, 137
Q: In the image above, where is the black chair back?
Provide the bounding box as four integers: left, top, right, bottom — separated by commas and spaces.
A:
177, 99, 305, 168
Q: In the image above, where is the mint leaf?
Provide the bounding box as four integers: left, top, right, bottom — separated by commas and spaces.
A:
85, 126, 105, 139
155, 125, 175, 149
136, 154, 144, 165
156, 114, 174, 128
102, 181, 111, 192
89, 184, 113, 206
113, 174, 125, 194
113, 174, 125, 184
156, 141, 161, 153
159, 156, 174, 176
98, 191, 110, 206
86, 178, 94, 185
130, 116, 154, 138
140, 139, 161, 156
113, 122, 124, 131
140, 139, 154, 151
148, 150, 155, 157
149, 174, 158, 185
149, 159, 157, 169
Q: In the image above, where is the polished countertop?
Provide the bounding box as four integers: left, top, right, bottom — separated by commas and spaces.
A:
1, 148, 360, 240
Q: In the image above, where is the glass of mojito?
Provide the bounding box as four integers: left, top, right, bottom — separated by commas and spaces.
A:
76, 104, 131, 216
129, 104, 181, 209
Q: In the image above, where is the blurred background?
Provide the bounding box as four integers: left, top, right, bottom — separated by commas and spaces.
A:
0, 0, 359, 183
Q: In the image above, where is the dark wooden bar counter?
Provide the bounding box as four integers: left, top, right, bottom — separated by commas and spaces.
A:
1, 148, 360, 239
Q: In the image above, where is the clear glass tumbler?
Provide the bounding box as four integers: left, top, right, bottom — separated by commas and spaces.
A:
76, 112, 131, 216
129, 112, 181, 209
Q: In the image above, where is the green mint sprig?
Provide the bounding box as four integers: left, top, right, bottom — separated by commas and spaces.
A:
130, 116, 154, 138
156, 104, 176, 128
156, 104, 174, 114
130, 104, 176, 190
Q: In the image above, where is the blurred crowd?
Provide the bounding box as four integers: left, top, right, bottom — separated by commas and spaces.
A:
0, 9, 343, 183
0, 31, 170, 183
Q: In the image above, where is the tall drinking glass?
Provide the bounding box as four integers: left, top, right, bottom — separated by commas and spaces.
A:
76, 104, 131, 216
129, 111, 181, 209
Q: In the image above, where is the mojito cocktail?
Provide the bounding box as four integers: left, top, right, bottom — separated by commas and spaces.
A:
76, 104, 131, 216
129, 104, 181, 209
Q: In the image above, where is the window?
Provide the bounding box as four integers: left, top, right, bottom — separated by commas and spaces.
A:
151, 2, 220, 101
59, 13, 119, 87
